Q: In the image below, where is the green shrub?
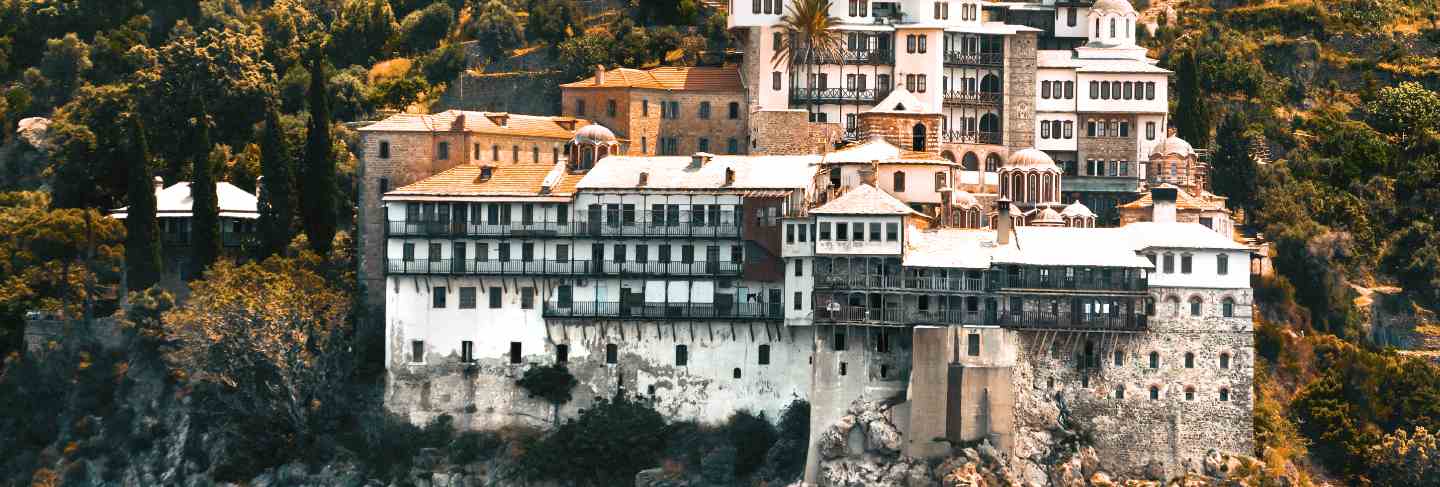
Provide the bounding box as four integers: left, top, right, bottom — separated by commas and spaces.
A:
517, 393, 668, 486
516, 364, 578, 406
728, 410, 778, 479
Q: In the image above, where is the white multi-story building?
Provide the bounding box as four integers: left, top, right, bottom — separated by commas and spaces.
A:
732, 0, 1171, 223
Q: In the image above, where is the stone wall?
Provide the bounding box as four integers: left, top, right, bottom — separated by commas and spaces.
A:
1077, 123, 1140, 163
750, 109, 842, 155
436, 71, 567, 115
561, 87, 749, 155
1003, 32, 1038, 151
858, 112, 944, 154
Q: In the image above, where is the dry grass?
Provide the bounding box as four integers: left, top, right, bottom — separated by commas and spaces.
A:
369, 58, 414, 84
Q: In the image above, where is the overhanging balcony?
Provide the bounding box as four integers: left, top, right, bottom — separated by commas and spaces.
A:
385, 259, 741, 277
814, 273, 986, 293
544, 301, 783, 321
387, 220, 572, 238
790, 88, 892, 105
815, 49, 895, 65
943, 51, 1003, 67
942, 91, 1003, 107
813, 305, 1148, 331
942, 131, 1003, 145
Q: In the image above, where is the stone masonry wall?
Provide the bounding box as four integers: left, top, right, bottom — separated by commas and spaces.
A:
1077, 120, 1140, 163
858, 112, 944, 154
561, 87, 749, 155
751, 109, 842, 155
1004, 32, 1038, 151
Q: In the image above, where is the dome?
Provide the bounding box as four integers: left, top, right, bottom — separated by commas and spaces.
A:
1032, 206, 1065, 226
1004, 148, 1060, 171
1150, 135, 1195, 158
572, 123, 617, 144
952, 189, 980, 208
1091, 0, 1137, 15
1060, 201, 1096, 218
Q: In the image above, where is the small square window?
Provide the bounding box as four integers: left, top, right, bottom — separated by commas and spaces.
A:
432, 287, 447, 308
410, 340, 424, 363
459, 287, 476, 309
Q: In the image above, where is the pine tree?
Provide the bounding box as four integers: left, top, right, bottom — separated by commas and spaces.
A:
188, 111, 220, 280
1211, 111, 1257, 214
257, 103, 292, 257
301, 56, 336, 255
1175, 49, 1211, 148
123, 115, 162, 291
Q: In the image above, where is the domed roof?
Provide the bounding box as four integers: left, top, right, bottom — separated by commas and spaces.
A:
572, 124, 617, 144
1004, 148, 1060, 171
952, 189, 979, 208
1032, 206, 1065, 226
1091, 0, 1137, 15
1149, 135, 1196, 158
1061, 201, 1096, 218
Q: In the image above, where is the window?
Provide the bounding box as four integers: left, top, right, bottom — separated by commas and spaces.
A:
906, 34, 915, 53
1217, 254, 1229, 275
460, 287, 477, 309
836, 222, 848, 241
437, 142, 450, 160
1123, 81, 1133, 99
1065, 80, 1074, 99
918, 34, 927, 53
967, 334, 980, 356
699, 101, 711, 119
512, 145, 519, 162
557, 285, 572, 308
851, 221, 864, 241
1041, 80, 1051, 99
1114, 386, 1124, 399
893, 172, 906, 191
840, 362, 848, 375
402, 243, 415, 261
510, 342, 522, 364
1181, 254, 1193, 274
379, 141, 391, 159
794, 259, 803, 277
520, 287, 535, 309
576, 99, 585, 115
1064, 120, 1073, 138
1041, 121, 1050, 139
1089, 81, 1099, 99
1066, 7, 1076, 26
410, 340, 424, 363
698, 138, 710, 153
1222, 298, 1236, 318
819, 222, 832, 240
758, 344, 770, 365
461, 341, 474, 363
1146, 121, 1156, 140
489, 287, 502, 308
607, 99, 616, 117
1119, 121, 1129, 137
1113, 350, 1124, 366
669, 101, 680, 119
727, 138, 738, 154
834, 331, 847, 351
753, 0, 760, 14
1219, 388, 1230, 402
733, 368, 742, 379
885, 222, 898, 241
606, 344, 618, 364
1220, 353, 1231, 369
917, 74, 927, 93
772, 72, 782, 91
1100, 81, 1109, 100
1149, 386, 1160, 400
642, 99, 649, 116
869, 222, 881, 241
794, 291, 802, 310
430, 286, 449, 308
1162, 253, 1175, 273
556, 344, 569, 363
1185, 387, 1196, 401
1145, 81, 1155, 100
1149, 351, 1159, 369
532, 146, 540, 163
658, 245, 671, 263
675, 345, 688, 366
728, 102, 740, 119
522, 242, 534, 262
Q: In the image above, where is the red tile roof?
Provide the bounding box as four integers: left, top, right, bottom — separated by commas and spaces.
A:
360, 110, 589, 140
561, 66, 744, 91
386, 163, 582, 198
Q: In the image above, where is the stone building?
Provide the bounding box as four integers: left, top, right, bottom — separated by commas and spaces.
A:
560, 66, 749, 156
1117, 132, 1235, 238
355, 110, 600, 311
729, 0, 1172, 224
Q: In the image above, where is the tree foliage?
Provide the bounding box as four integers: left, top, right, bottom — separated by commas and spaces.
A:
301, 56, 337, 256
1173, 48, 1210, 148
1210, 110, 1257, 213
526, 0, 579, 49
257, 103, 293, 258
517, 393, 669, 486
188, 116, 220, 280
1371, 426, 1440, 487
394, 2, 455, 55
329, 0, 400, 68
123, 115, 162, 292
468, 0, 524, 62
1365, 81, 1440, 143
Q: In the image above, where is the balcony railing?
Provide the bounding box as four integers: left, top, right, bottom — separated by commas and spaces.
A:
991, 273, 1148, 293
942, 131, 1003, 145
544, 301, 783, 321
815, 274, 986, 293
387, 219, 742, 239
573, 219, 741, 238
388, 220, 572, 238
385, 259, 741, 277
943, 51, 1004, 66
815, 49, 895, 65
161, 232, 254, 247
942, 91, 1003, 106
789, 88, 892, 105
814, 305, 1148, 331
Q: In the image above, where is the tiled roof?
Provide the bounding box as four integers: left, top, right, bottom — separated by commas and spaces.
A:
577, 154, 817, 191
812, 184, 922, 216
560, 66, 743, 91
385, 163, 582, 198
1118, 184, 1229, 212
112, 182, 258, 219
359, 110, 588, 140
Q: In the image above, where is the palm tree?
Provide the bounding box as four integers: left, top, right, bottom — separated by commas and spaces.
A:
772, 0, 843, 120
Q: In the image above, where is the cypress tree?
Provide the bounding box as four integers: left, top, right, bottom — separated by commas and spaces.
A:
1175, 49, 1210, 148
257, 103, 292, 257
188, 111, 220, 280
301, 56, 336, 255
124, 115, 163, 291
1211, 111, 1257, 213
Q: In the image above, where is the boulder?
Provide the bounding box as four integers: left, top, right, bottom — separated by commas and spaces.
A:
819, 415, 857, 460
1077, 447, 1100, 478
866, 417, 904, 454
1090, 472, 1115, 487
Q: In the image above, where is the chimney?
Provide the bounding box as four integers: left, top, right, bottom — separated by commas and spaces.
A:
487, 112, 509, 127
858, 160, 879, 186
723, 167, 736, 187
1166, 125, 1177, 138
154, 176, 164, 193
689, 152, 713, 169
939, 188, 954, 227
595, 65, 606, 85
996, 197, 1012, 245
451, 112, 466, 132
1151, 186, 1177, 223
638, 171, 648, 187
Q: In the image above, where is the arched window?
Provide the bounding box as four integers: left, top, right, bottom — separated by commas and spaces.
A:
912, 123, 926, 151
1148, 351, 1159, 369
1219, 388, 1230, 402
1219, 352, 1231, 369
1166, 295, 1181, 316
979, 113, 1000, 135
1043, 174, 1054, 202
1222, 298, 1236, 318
1109, 17, 1116, 37
962, 152, 979, 171
1100, 81, 1110, 100
980, 74, 1000, 93
1026, 173, 1040, 203
1184, 386, 1196, 401
1184, 352, 1195, 368
1089, 80, 1099, 99
1149, 385, 1160, 400
1189, 297, 1203, 316
985, 153, 1001, 172
893, 171, 907, 191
